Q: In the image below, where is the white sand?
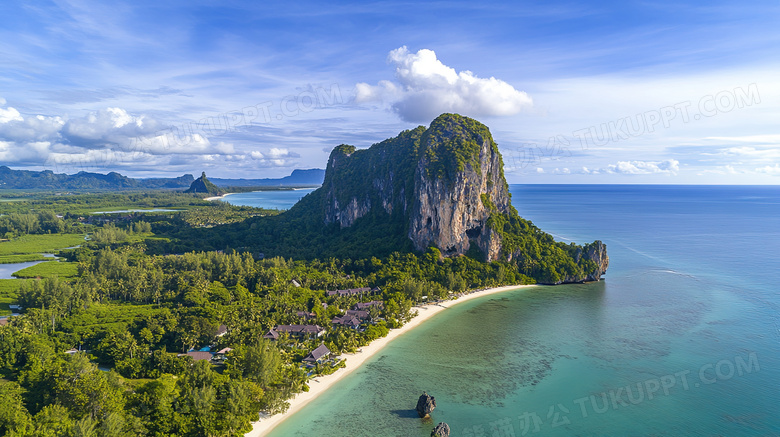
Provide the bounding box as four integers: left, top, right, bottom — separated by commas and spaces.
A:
204, 193, 235, 201
246, 283, 535, 436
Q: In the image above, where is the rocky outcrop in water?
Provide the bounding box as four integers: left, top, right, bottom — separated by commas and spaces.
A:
416, 392, 437, 418
578, 240, 609, 282
431, 422, 450, 437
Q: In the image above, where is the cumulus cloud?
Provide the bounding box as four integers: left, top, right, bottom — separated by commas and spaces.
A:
755, 164, 780, 175
0, 106, 24, 124
62, 107, 160, 149
582, 159, 680, 175
267, 148, 300, 159
247, 148, 300, 168
0, 101, 244, 170
0, 113, 65, 143
0, 140, 58, 166
355, 46, 532, 122
130, 133, 235, 155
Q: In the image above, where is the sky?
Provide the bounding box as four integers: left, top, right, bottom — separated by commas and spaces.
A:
1, 0, 779, 184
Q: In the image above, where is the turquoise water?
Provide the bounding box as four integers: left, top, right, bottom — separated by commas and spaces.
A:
241, 185, 779, 436
219, 188, 316, 210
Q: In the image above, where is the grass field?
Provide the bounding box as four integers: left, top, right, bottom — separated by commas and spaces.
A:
0, 234, 86, 255
12, 261, 79, 279
0, 254, 50, 264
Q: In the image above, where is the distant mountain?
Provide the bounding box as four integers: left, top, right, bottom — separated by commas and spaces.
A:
184, 172, 222, 196
210, 169, 324, 187
138, 174, 197, 189
0, 166, 194, 190
0, 166, 324, 190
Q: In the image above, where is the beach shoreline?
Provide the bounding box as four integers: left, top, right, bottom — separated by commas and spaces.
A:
246, 283, 535, 437
204, 193, 235, 201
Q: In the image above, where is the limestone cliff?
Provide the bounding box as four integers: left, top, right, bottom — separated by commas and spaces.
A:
322, 114, 510, 259
313, 113, 607, 283
408, 114, 510, 260
579, 240, 610, 281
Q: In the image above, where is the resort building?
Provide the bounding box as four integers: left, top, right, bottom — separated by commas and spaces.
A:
331, 314, 362, 330
264, 324, 326, 340
303, 344, 331, 365
296, 311, 317, 320
345, 309, 371, 321
180, 351, 213, 362
354, 300, 384, 311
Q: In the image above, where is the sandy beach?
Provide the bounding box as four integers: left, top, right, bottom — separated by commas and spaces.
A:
246, 283, 535, 436
204, 193, 235, 201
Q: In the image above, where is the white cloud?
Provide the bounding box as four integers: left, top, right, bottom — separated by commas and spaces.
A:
267, 147, 300, 159
536, 167, 545, 173
696, 165, 744, 176
583, 159, 680, 175
0, 113, 65, 142
245, 148, 300, 168
0, 106, 23, 124
355, 46, 533, 123
710, 146, 780, 161
0, 140, 55, 165
43, 149, 145, 174
62, 107, 160, 148
0, 102, 244, 170
755, 164, 780, 175
706, 134, 780, 144
130, 133, 232, 155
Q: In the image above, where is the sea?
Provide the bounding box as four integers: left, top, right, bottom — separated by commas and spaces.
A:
226, 185, 780, 437
219, 188, 316, 210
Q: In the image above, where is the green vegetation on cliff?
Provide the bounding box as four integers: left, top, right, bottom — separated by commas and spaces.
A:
422, 113, 501, 182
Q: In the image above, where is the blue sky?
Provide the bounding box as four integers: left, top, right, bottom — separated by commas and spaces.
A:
1, 0, 778, 183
